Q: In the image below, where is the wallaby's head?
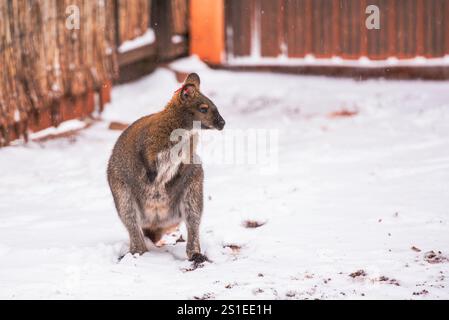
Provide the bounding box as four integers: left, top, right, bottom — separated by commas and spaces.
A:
175, 73, 226, 131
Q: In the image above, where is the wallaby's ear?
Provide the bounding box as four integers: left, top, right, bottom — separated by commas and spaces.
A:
183, 73, 200, 89
180, 84, 196, 101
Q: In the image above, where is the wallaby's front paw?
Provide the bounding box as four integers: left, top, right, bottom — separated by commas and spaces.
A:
188, 252, 209, 264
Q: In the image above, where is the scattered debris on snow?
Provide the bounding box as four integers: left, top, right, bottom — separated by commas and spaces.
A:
349, 270, 367, 278
424, 251, 448, 264
327, 108, 359, 119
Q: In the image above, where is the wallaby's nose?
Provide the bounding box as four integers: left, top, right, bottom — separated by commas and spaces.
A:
216, 117, 225, 131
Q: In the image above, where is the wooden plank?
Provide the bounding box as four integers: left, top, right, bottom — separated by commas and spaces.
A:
396, 0, 404, 57
304, 0, 313, 54
416, 0, 424, 56
285, 0, 304, 57
433, 0, 445, 57
339, 0, 350, 58
399, 0, 415, 58
446, 0, 449, 54
279, 0, 286, 56
387, 0, 397, 57
351, 0, 361, 58
408, 0, 417, 57
367, 0, 389, 60
224, 0, 234, 57
260, 0, 282, 57
312, 0, 333, 57
118, 43, 157, 66
152, 0, 173, 59
332, 0, 341, 57
225, 0, 254, 57
423, 0, 433, 57
285, 0, 306, 57
340, 0, 361, 59
360, 0, 367, 57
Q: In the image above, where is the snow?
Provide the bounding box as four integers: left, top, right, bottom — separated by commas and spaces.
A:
118, 29, 155, 53
27, 119, 87, 141
1, 56, 449, 299
171, 35, 184, 44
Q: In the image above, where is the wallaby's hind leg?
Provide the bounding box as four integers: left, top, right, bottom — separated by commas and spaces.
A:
110, 181, 147, 255
182, 166, 207, 263
124, 216, 147, 255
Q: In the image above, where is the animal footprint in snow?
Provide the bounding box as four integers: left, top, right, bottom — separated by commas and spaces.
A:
223, 244, 243, 255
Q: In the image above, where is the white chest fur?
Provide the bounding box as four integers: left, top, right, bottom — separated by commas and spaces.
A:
155, 149, 183, 186
155, 130, 194, 185
141, 132, 193, 226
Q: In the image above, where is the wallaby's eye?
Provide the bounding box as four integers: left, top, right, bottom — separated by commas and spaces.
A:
199, 105, 208, 114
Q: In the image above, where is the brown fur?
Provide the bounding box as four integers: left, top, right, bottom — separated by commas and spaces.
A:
107, 73, 225, 262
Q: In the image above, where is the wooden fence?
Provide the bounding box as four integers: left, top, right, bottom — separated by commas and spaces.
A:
118, 0, 189, 82
0, 0, 189, 147
225, 0, 449, 60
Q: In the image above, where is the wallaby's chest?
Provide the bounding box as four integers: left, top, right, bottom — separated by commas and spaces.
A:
141, 149, 183, 225
140, 130, 195, 225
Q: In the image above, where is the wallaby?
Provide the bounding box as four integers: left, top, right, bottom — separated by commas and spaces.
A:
107, 73, 225, 263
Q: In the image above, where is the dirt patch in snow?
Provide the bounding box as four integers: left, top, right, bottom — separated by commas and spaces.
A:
377, 276, 400, 286
328, 108, 358, 118
349, 270, 367, 278
193, 292, 215, 300
242, 220, 266, 229
223, 244, 242, 254
225, 282, 238, 289
424, 251, 448, 264
285, 290, 298, 298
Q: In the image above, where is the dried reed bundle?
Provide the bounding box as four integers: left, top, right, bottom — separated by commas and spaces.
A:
0, 0, 32, 144
118, 0, 150, 44
0, 0, 118, 145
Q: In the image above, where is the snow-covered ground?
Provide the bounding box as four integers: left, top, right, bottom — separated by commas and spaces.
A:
1, 57, 448, 299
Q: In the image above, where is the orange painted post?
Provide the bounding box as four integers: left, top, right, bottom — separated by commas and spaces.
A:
190, 0, 225, 65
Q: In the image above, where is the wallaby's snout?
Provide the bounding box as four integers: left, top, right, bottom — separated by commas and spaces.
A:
214, 111, 225, 131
